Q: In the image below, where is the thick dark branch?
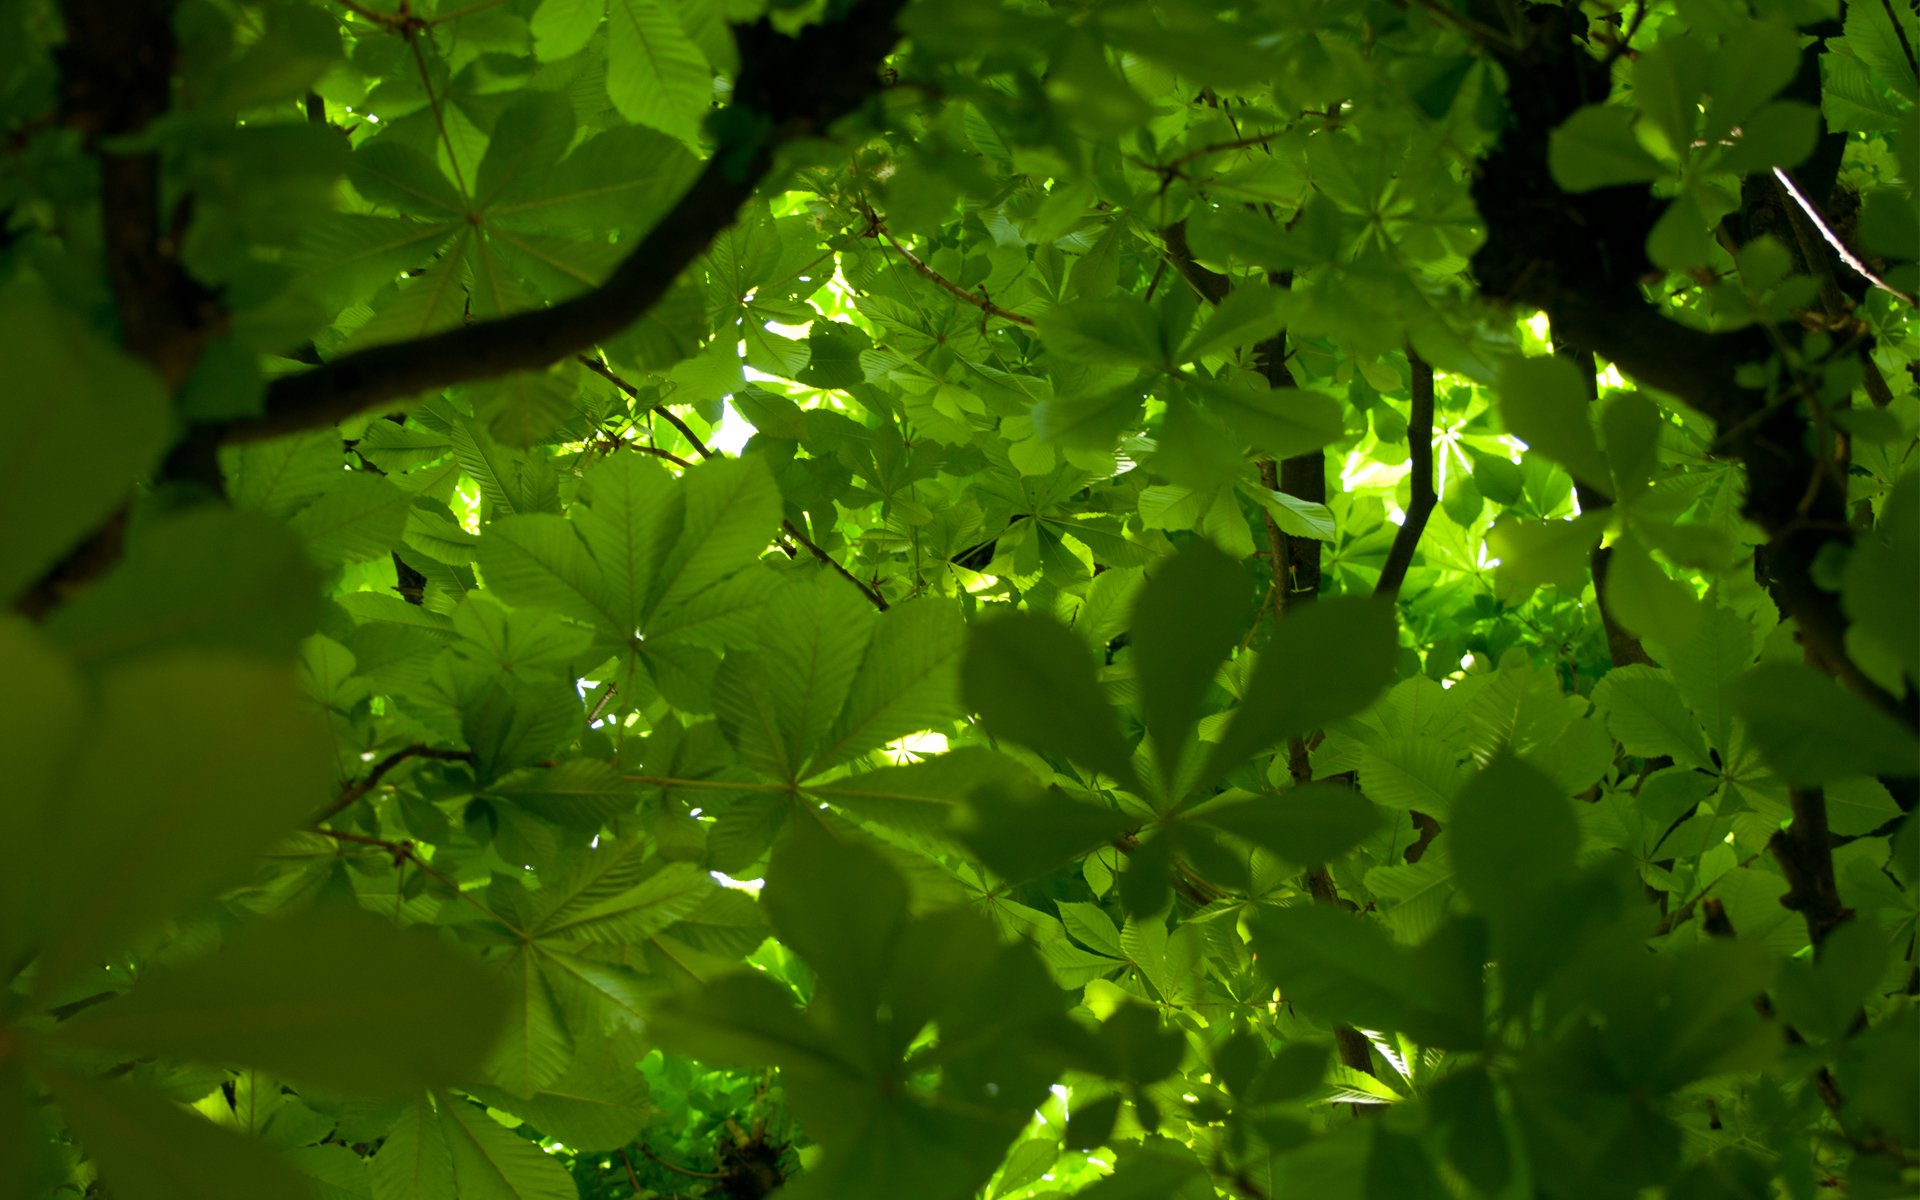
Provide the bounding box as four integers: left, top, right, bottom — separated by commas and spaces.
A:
1163, 220, 1231, 306
226, 0, 907, 444
58, 0, 218, 391
1770, 785, 1852, 951
1471, 8, 1912, 732
1374, 349, 1435, 600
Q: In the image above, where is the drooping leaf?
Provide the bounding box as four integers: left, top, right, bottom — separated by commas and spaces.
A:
1201, 596, 1399, 788
0, 280, 169, 606
963, 609, 1139, 788
57, 906, 507, 1097
35, 656, 332, 999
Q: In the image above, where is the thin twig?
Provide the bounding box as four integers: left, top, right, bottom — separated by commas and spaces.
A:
1772, 168, 1918, 309
784, 519, 888, 610
312, 827, 518, 932
874, 226, 1037, 326
333, 0, 407, 29
616, 1148, 645, 1195
636, 1144, 729, 1180
578, 355, 716, 459
315, 744, 474, 823
1160, 130, 1283, 173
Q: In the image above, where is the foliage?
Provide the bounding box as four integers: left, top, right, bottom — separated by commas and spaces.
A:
1, 0, 1917, 1198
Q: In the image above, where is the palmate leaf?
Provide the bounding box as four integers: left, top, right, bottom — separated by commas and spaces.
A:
713, 575, 968, 785
373, 1096, 577, 1200
478, 453, 781, 654
651, 825, 1072, 1200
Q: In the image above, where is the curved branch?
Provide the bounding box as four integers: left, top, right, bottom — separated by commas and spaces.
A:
222, 0, 908, 445
874, 224, 1037, 327
1374, 349, 1435, 600
315, 743, 474, 823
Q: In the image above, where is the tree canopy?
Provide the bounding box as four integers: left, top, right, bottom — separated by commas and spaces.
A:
1, 0, 1917, 1197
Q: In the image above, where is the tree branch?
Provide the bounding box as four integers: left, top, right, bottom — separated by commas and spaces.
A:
315, 744, 474, 823
784, 518, 888, 610
872, 222, 1037, 327
222, 0, 909, 445
1770, 785, 1853, 951
57, 0, 215, 384
1555, 342, 1652, 668
1374, 348, 1435, 600
1469, 7, 1913, 732
577, 355, 715, 459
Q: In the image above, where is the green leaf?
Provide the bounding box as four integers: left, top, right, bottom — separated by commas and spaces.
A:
476, 514, 616, 630
0, 281, 169, 605
1591, 665, 1714, 770
1846, 0, 1920, 102
762, 818, 910, 1014
606, 0, 710, 143
1180, 284, 1287, 362
469, 1032, 652, 1151
646, 455, 782, 635
1130, 541, 1249, 785
810, 598, 966, 773
716, 574, 871, 781
963, 609, 1139, 788
1191, 375, 1347, 460
1201, 596, 1399, 788
35, 656, 331, 1000
1548, 105, 1668, 191
530, 0, 601, 60
1249, 906, 1422, 1036
0, 619, 81, 1017
957, 782, 1136, 885
1036, 297, 1167, 368
1495, 356, 1610, 493
1727, 663, 1919, 784
1449, 754, 1576, 923
40, 1068, 308, 1200
440, 1096, 581, 1200
1632, 32, 1707, 156
1485, 513, 1608, 592
1359, 738, 1470, 817
1715, 102, 1821, 175
371, 1099, 456, 1200
1602, 530, 1702, 646
42, 506, 322, 668
530, 850, 715, 944
1191, 782, 1384, 868
57, 906, 506, 1097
